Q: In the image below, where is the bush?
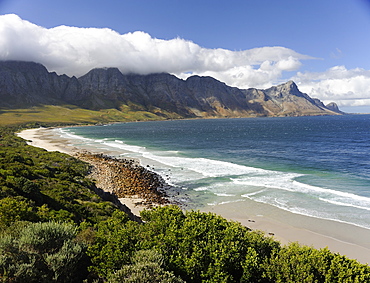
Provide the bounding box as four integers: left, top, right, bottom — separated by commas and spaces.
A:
262, 242, 370, 283
0, 197, 38, 227
0, 128, 120, 225
140, 206, 279, 282
87, 210, 139, 278
0, 221, 88, 282
107, 250, 184, 283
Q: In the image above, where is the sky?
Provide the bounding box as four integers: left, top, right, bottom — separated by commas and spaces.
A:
1, 0, 370, 113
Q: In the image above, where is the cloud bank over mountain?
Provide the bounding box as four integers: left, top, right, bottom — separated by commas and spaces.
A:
1, 14, 369, 109
0, 14, 308, 88
293, 66, 370, 108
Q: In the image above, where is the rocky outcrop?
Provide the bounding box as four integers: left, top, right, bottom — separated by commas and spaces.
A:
252, 80, 337, 116
76, 152, 170, 206
0, 60, 342, 117
325, 102, 345, 114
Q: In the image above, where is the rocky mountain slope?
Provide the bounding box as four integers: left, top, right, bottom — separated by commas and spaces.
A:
0, 60, 342, 118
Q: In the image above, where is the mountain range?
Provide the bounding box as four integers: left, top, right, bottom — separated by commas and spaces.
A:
0, 60, 343, 119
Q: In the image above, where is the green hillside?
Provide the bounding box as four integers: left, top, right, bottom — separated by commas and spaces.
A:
0, 104, 183, 127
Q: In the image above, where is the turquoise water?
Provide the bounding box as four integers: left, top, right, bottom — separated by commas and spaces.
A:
60, 115, 370, 229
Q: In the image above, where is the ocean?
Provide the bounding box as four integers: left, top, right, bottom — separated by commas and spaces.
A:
59, 115, 370, 230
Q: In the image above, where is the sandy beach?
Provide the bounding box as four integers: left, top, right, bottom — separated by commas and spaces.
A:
202, 201, 370, 264
17, 127, 370, 264
17, 128, 75, 154
17, 128, 153, 217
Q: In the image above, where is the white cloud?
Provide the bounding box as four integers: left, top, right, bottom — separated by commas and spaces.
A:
3, 14, 369, 110
292, 66, 370, 107
0, 14, 312, 89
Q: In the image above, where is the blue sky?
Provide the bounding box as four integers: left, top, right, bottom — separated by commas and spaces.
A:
1, 0, 370, 112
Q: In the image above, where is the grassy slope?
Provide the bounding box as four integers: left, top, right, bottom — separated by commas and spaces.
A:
0, 104, 183, 126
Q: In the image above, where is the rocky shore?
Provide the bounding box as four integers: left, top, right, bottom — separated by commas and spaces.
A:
76, 151, 171, 208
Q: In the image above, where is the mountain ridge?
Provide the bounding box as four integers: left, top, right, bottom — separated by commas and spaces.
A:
0, 60, 342, 119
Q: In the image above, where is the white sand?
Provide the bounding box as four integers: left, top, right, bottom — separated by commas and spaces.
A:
17, 128, 76, 154
118, 197, 147, 216
17, 128, 149, 216
203, 200, 370, 264
17, 128, 370, 264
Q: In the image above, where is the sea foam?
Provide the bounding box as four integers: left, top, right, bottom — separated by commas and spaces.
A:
60, 116, 370, 230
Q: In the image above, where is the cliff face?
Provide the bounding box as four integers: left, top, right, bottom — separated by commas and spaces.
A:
0, 61, 82, 108
0, 60, 341, 117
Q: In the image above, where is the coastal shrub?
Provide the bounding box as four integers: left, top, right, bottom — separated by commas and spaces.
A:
0, 197, 38, 227
262, 243, 328, 282
0, 221, 88, 282
262, 242, 370, 282
240, 247, 261, 282
89, 205, 280, 282
323, 253, 370, 282
107, 250, 185, 283
87, 210, 139, 278
138, 205, 279, 282
0, 128, 121, 225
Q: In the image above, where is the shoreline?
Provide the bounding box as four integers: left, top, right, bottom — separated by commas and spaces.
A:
202, 200, 370, 264
17, 127, 370, 264
17, 128, 168, 217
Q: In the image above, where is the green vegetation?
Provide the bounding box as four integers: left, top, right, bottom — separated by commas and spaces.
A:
0, 104, 182, 126
0, 221, 87, 282
107, 250, 185, 283
0, 127, 119, 227
1, 127, 369, 282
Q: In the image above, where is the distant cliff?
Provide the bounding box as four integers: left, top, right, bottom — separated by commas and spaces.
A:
0, 60, 342, 118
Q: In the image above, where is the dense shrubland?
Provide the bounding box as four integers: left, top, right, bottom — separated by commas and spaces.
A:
0, 127, 369, 282
0, 127, 118, 227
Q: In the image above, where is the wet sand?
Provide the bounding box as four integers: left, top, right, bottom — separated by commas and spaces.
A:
17, 128, 370, 264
